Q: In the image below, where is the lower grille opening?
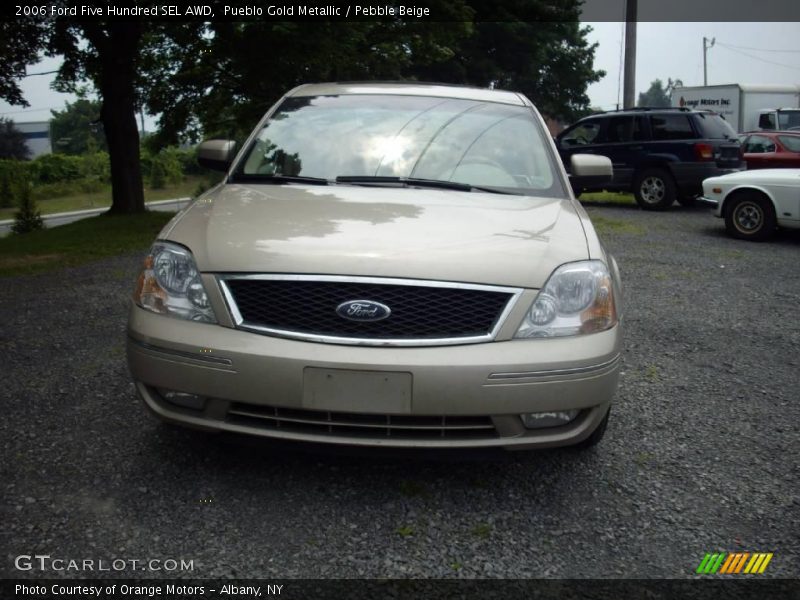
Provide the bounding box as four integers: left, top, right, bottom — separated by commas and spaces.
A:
226, 403, 498, 441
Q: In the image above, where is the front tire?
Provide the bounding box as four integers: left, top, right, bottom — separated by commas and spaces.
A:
724, 192, 776, 241
634, 168, 676, 211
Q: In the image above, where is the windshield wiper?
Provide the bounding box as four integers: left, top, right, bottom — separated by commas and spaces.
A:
232, 173, 330, 185
335, 175, 516, 195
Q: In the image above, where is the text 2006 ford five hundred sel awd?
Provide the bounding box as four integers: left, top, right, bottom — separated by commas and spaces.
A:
127, 82, 622, 451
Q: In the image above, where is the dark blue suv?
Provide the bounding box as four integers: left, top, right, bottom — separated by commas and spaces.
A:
556, 108, 744, 210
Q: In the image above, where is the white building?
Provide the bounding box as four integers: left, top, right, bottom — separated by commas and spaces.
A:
15, 121, 52, 157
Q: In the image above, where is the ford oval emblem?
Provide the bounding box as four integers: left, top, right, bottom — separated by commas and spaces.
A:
336, 300, 391, 322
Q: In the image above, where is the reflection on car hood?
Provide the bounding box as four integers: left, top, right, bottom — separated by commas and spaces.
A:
707, 168, 800, 185
163, 183, 590, 289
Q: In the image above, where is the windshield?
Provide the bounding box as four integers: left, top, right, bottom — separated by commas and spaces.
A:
695, 113, 738, 139
235, 94, 565, 197
778, 111, 800, 130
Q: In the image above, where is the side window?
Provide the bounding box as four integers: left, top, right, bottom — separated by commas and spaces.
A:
632, 116, 647, 141
560, 119, 603, 147
777, 135, 800, 152
744, 135, 776, 154
650, 114, 695, 140
758, 113, 776, 130
604, 116, 635, 143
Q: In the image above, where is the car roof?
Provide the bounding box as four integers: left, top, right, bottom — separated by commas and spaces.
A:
741, 130, 800, 136
285, 82, 528, 107
588, 108, 709, 118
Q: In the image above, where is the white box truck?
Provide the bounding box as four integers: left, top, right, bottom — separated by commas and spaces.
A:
670, 84, 800, 132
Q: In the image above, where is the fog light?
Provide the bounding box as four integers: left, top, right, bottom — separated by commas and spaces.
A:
157, 388, 206, 410
520, 410, 579, 429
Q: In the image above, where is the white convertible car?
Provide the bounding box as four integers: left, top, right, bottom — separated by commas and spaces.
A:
700, 169, 800, 241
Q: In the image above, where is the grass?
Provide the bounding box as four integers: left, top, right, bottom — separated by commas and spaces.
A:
395, 525, 415, 537
580, 191, 636, 206
644, 365, 660, 382
0, 176, 207, 220
399, 480, 428, 498
472, 523, 492, 539
589, 215, 645, 236
718, 248, 745, 260
0, 211, 175, 277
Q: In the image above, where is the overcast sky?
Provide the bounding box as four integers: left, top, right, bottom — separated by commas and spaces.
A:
2, 21, 799, 129
585, 21, 800, 111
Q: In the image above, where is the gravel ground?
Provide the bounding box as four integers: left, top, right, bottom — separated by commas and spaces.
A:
2, 203, 799, 581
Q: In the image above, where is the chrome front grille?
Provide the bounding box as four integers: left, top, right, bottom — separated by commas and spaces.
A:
218, 275, 521, 346
226, 403, 498, 440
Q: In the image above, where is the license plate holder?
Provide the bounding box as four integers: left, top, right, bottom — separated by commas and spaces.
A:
302, 368, 412, 414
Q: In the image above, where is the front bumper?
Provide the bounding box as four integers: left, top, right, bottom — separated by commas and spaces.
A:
697, 195, 720, 209
127, 304, 621, 450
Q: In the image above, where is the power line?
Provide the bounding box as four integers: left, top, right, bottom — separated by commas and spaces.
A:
23, 70, 59, 77
715, 43, 800, 72
716, 41, 800, 54
0, 106, 60, 115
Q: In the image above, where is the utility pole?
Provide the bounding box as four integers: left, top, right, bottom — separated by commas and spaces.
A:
623, 0, 637, 109
703, 37, 715, 86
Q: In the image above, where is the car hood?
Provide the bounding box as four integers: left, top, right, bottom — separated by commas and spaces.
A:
706, 168, 800, 185
163, 183, 589, 289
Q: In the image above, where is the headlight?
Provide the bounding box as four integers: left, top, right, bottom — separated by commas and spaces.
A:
133, 242, 217, 323
514, 260, 617, 338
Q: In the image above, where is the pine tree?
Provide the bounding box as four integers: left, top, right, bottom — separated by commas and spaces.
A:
11, 183, 43, 234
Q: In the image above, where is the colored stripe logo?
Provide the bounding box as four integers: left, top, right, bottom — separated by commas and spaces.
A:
696, 552, 773, 574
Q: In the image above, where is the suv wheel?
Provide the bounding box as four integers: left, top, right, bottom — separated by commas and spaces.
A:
634, 168, 676, 211
724, 192, 776, 241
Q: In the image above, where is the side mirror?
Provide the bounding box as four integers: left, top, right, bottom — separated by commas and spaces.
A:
569, 154, 612, 193
198, 139, 237, 172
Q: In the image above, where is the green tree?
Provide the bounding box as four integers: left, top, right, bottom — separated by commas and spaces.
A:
0, 118, 30, 160
0, 18, 169, 213
0, 20, 46, 107
50, 98, 107, 155
50, 20, 148, 213
411, 3, 604, 122
637, 79, 671, 108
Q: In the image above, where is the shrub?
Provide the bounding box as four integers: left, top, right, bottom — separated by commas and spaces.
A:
0, 171, 17, 209
79, 151, 111, 182
31, 153, 84, 183
0, 160, 30, 208
12, 183, 44, 234
149, 159, 167, 189
174, 147, 204, 176
144, 149, 184, 189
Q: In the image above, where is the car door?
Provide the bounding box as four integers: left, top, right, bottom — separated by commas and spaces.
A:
742, 134, 777, 170
775, 135, 800, 168
596, 115, 647, 187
